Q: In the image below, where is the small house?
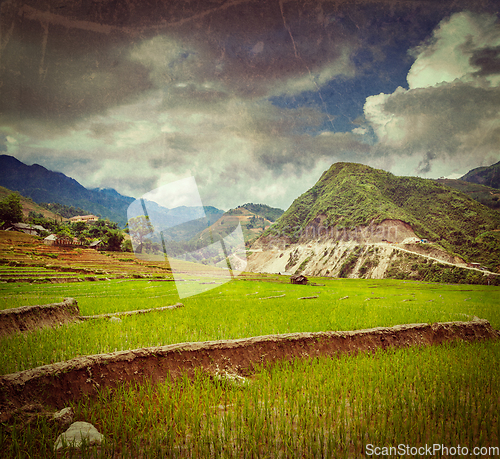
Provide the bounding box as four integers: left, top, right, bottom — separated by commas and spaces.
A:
467, 262, 481, 269
89, 240, 104, 250
44, 234, 57, 245
290, 274, 308, 285
44, 234, 82, 246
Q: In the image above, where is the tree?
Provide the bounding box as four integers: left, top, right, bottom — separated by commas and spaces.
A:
71, 221, 87, 236
106, 229, 125, 251
0, 193, 23, 223
121, 239, 133, 252
126, 215, 154, 253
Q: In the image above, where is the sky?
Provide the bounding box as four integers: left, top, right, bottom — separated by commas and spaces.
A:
0, 0, 499, 211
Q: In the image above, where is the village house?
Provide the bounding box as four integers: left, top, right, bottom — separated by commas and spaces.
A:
44, 234, 85, 246
7, 223, 48, 236
89, 240, 104, 250
69, 215, 99, 223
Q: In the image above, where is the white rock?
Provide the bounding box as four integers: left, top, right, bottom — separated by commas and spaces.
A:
109, 316, 122, 323
51, 407, 74, 426
54, 421, 104, 451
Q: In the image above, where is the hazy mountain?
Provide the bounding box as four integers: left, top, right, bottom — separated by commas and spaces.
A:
460, 161, 500, 189
140, 200, 225, 242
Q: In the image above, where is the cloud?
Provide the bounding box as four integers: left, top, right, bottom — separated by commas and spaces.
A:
407, 11, 500, 89
364, 11, 500, 177
3, 1, 500, 212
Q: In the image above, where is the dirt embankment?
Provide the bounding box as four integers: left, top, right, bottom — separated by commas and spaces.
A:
0, 298, 79, 337
0, 299, 185, 337
0, 319, 498, 415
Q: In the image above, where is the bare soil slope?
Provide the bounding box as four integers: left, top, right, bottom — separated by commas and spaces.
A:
0, 298, 79, 337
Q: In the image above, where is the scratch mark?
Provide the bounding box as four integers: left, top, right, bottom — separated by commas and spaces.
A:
279, 0, 299, 59
0, 19, 15, 65
278, 0, 335, 130
19, 5, 121, 35
18, 0, 254, 37
39, 20, 49, 81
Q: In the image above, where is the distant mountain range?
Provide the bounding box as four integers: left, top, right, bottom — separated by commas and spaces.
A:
0, 155, 284, 242
0, 155, 134, 227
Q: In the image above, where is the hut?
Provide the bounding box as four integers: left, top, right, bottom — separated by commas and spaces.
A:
89, 240, 104, 250
9, 223, 47, 236
44, 234, 57, 245
290, 274, 308, 285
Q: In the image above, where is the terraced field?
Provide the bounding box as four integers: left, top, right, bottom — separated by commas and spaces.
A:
0, 231, 172, 284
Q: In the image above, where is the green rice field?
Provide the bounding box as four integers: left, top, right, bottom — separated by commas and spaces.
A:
1, 277, 499, 374
1, 276, 499, 457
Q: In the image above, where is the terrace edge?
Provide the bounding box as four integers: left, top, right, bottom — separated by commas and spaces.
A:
0, 319, 498, 415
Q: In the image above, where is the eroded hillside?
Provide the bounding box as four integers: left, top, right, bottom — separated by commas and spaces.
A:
248, 162, 500, 283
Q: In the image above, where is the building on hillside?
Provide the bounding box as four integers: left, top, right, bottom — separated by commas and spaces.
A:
44, 234, 84, 246
44, 234, 57, 245
7, 223, 48, 236
69, 215, 99, 223
467, 262, 481, 269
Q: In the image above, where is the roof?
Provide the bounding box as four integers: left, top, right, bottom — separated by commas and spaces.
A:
13, 223, 47, 232
69, 215, 98, 221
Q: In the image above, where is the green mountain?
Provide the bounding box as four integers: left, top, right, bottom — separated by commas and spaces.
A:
0, 186, 63, 221
265, 162, 500, 270
238, 203, 284, 222
460, 161, 500, 189
191, 203, 284, 248
435, 179, 500, 211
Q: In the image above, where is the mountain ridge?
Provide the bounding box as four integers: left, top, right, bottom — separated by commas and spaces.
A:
254, 162, 500, 273
0, 155, 134, 227
460, 160, 500, 189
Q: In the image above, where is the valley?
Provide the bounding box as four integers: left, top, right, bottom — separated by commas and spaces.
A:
1, 158, 500, 457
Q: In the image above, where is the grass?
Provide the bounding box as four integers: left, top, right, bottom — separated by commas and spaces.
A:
0, 277, 499, 374
2, 340, 499, 458
1, 274, 499, 457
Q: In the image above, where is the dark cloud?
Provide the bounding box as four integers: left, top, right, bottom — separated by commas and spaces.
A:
470, 46, 500, 76
1, 0, 499, 207
416, 150, 437, 174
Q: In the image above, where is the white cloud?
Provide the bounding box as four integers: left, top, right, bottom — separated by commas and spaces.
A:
408, 12, 500, 89
364, 11, 500, 177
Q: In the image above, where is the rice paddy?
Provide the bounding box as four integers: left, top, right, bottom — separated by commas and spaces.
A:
1, 272, 499, 457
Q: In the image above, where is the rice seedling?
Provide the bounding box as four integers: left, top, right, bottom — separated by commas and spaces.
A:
1, 275, 499, 457
0, 278, 499, 374
3, 340, 498, 458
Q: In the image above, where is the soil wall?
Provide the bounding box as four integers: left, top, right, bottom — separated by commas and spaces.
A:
0, 298, 79, 337
0, 319, 498, 414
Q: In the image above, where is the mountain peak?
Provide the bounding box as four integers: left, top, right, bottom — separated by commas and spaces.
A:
258, 162, 500, 270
